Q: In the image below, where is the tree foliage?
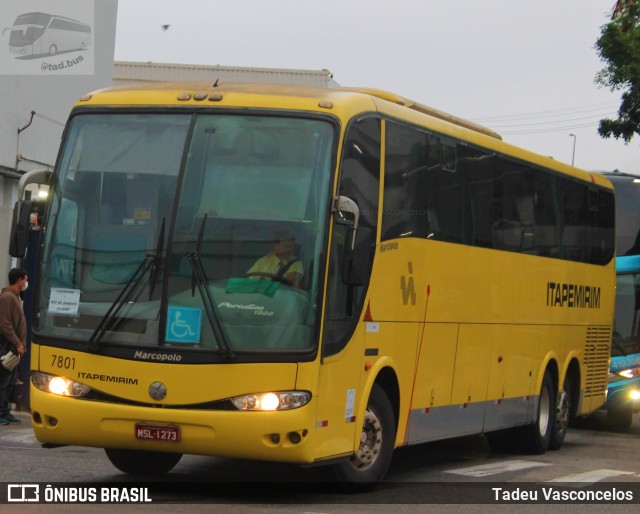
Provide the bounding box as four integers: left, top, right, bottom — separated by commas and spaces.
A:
595, 3, 640, 142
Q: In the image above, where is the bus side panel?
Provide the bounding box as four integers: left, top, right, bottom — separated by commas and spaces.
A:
467, 324, 539, 432
314, 323, 370, 460
364, 322, 420, 447
314, 321, 421, 460
409, 323, 458, 411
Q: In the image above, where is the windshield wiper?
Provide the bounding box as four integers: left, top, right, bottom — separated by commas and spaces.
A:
87, 218, 166, 352
88, 254, 155, 352
187, 214, 234, 359
148, 218, 166, 299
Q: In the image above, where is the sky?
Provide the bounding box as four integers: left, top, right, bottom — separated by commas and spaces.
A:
114, 0, 640, 174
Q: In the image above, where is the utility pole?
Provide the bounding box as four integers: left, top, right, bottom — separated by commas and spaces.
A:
569, 134, 576, 166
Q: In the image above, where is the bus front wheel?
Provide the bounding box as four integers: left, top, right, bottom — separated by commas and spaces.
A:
105, 448, 182, 476
328, 384, 395, 488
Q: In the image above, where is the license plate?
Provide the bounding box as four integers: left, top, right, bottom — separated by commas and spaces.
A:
135, 423, 181, 442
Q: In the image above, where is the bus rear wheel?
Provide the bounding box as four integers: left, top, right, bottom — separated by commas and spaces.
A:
105, 448, 182, 476
328, 384, 395, 489
516, 370, 555, 454
549, 373, 573, 450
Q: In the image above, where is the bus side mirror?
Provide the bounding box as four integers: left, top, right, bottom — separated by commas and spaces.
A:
333, 195, 360, 250
332, 195, 373, 286
9, 199, 32, 258
10, 168, 51, 258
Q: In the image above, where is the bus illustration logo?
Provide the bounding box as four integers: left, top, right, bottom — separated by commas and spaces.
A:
165, 306, 202, 344
4, 12, 92, 59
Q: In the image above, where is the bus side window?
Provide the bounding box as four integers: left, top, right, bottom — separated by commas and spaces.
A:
381, 124, 466, 243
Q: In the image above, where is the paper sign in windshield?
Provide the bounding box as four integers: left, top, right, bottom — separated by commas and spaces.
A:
48, 288, 81, 316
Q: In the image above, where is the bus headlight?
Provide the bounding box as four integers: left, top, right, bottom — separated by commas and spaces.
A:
32, 372, 92, 398
617, 368, 640, 379
629, 389, 640, 401
230, 391, 311, 411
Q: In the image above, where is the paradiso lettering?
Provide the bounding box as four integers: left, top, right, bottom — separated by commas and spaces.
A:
546, 282, 601, 309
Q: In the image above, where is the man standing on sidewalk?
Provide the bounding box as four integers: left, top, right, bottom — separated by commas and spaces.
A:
0, 268, 28, 425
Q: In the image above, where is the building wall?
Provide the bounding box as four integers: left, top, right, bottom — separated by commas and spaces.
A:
0, 0, 118, 279
113, 61, 338, 88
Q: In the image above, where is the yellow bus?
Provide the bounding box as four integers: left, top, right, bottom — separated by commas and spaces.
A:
17, 83, 615, 485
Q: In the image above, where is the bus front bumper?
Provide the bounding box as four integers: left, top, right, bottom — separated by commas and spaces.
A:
30, 386, 317, 464
604, 381, 640, 413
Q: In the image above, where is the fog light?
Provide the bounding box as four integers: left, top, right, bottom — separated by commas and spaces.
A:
288, 432, 302, 444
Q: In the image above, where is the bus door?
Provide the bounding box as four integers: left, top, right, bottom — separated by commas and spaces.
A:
315, 117, 381, 459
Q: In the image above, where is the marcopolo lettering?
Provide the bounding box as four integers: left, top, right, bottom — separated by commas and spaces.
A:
380, 241, 399, 253
546, 282, 601, 309
133, 350, 182, 362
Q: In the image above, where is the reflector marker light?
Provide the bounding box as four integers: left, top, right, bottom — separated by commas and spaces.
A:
363, 301, 373, 321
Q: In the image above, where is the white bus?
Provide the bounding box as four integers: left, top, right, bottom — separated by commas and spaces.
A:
6, 12, 91, 57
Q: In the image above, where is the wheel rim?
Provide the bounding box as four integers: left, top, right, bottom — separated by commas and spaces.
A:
538, 386, 551, 437
350, 406, 383, 471
556, 390, 570, 433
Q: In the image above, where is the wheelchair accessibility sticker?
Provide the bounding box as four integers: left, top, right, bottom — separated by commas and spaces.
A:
166, 306, 202, 343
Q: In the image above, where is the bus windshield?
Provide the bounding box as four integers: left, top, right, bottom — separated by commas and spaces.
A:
613, 267, 640, 358
9, 13, 50, 48
607, 173, 640, 256
35, 112, 335, 355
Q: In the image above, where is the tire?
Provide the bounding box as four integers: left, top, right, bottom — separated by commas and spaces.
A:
328, 384, 396, 489
105, 448, 182, 476
607, 406, 633, 431
516, 370, 555, 454
549, 373, 572, 450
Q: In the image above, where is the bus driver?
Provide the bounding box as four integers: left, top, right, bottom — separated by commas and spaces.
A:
246, 230, 303, 286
